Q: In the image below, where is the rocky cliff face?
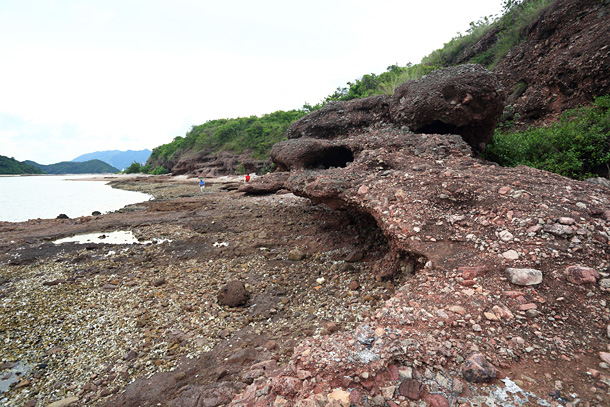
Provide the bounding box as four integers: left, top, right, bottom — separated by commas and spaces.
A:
234, 64, 610, 405
167, 150, 271, 177
493, 0, 609, 125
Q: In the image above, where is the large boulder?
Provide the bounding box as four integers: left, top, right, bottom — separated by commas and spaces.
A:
286, 95, 390, 140
389, 64, 505, 152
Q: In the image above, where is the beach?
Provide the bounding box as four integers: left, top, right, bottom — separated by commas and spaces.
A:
0, 175, 395, 406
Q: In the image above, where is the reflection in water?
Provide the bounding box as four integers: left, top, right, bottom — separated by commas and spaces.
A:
53, 230, 171, 245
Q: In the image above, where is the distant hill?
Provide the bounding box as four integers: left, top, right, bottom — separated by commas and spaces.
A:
25, 159, 119, 174
0, 155, 45, 175
72, 149, 151, 170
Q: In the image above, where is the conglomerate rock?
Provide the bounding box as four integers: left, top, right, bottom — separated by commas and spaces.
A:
286, 95, 391, 140
390, 64, 505, 152
232, 65, 610, 406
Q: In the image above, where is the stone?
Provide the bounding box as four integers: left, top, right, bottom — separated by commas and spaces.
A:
462, 352, 497, 383
152, 278, 166, 287
424, 394, 450, 407
502, 250, 519, 260
398, 378, 423, 400
600, 352, 610, 364
47, 397, 79, 407
558, 217, 576, 225
345, 250, 364, 262
327, 389, 350, 407
288, 249, 305, 261
506, 268, 542, 286
349, 280, 360, 290
458, 266, 489, 280
390, 64, 505, 151
448, 305, 466, 315
565, 265, 600, 285
217, 281, 249, 307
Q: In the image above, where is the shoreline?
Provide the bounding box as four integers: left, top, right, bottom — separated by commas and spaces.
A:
0, 176, 393, 407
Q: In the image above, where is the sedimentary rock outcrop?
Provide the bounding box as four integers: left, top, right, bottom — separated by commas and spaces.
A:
233, 64, 610, 405
286, 95, 391, 140
390, 64, 505, 151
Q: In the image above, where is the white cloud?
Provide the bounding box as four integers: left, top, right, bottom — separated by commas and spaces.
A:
0, 0, 504, 164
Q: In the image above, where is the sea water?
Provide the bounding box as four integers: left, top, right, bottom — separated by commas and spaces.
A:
0, 175, 152, 222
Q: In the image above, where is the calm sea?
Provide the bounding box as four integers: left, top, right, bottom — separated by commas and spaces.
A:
0, 175, 152, 223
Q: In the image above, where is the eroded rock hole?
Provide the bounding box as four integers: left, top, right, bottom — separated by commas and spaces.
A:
306, 146, 354, 170
418, 120, 462, 137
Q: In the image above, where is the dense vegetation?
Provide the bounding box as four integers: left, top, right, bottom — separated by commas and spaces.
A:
25, 159, 119, 174
124, 162, 169, 175
484, 95, 610, 180
0, 155, 45, 175
147, 110, 308, 172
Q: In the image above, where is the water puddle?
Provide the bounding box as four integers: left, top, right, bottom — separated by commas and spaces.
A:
53, 231, 171, 245
0, 361, 32, 394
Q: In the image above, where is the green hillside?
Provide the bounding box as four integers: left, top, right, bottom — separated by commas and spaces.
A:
148, 110, 308, 172
25, 159, 119, 174
0, 155, 45, 175
145, 0, 609, 181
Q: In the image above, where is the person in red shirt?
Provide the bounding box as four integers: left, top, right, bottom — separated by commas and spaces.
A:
245, 174, 251, 182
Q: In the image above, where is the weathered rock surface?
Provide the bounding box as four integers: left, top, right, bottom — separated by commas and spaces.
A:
462, 352, 497, 383
286, 95, 390, 140
217, 281, 249, 307
493, 0, 610, 126
390, 64, 505, 151
231, 63, 610, 407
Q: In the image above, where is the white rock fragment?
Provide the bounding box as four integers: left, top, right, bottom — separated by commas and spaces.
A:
502, 250, 519, 260
506, 268, 543, 286
498, 230, 514, 242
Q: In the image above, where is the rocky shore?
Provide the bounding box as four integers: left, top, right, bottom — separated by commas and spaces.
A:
0, 176, 402, 407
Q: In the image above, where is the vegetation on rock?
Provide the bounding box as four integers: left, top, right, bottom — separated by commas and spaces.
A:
422, 0, 555, 69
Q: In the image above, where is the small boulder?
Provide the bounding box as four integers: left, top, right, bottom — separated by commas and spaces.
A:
345, 250, 364, 262
398, 378, 423, 400
288, 249, 305, 261
217, 281, 249, 307
506, 268, 542, 286
424, 394, 450, 407
462, 352, 497, 383
565, 265, 600, 285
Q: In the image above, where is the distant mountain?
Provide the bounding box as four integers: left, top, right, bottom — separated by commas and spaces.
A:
72, 149, 151, 170
0, 155, 45, 175
25, 159, 119, 174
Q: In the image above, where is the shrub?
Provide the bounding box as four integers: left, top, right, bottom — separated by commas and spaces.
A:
484, 95, 610, 179
150, 166, 170, 175
124, 162, 143, 174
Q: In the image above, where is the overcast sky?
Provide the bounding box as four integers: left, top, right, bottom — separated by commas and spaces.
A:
0, 0, 504, 165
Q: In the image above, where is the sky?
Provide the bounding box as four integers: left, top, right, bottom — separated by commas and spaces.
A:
0, 0, 505, 165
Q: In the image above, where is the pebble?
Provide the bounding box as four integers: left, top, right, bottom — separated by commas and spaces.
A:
502, 250, 519, 260
47, 397, 79, 407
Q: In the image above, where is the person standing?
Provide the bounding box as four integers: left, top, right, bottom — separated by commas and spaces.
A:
245, 174, 251, 183
199, 178, 205, 191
